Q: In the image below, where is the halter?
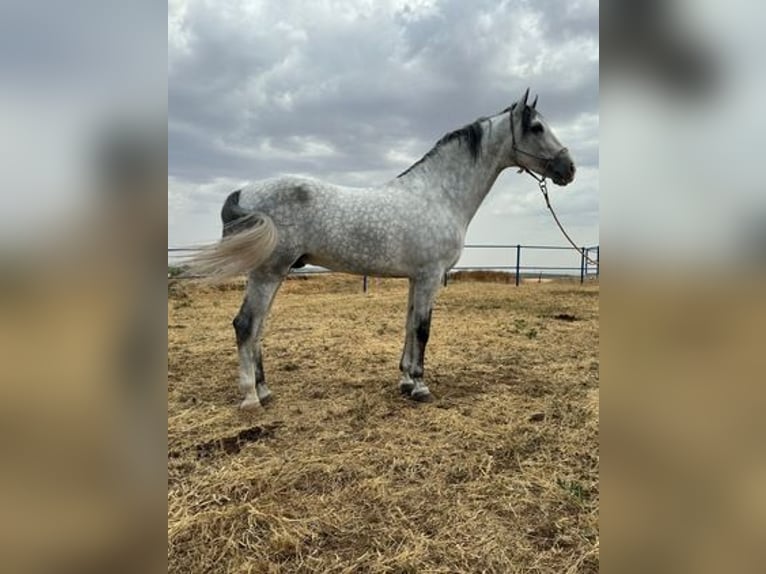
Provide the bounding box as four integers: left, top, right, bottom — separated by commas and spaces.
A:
509, 107, 598, 267
509, 107, 569, 182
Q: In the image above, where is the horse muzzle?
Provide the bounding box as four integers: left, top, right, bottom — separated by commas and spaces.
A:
548, 154, 576, 186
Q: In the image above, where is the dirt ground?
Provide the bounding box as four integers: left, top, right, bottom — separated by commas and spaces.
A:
168, 274, 599, 573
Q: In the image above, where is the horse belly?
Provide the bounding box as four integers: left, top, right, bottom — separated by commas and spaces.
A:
304, 207, 460, 277
304, 236, 410, 277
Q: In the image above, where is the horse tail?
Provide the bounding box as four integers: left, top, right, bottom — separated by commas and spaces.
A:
184, 190, 278, 281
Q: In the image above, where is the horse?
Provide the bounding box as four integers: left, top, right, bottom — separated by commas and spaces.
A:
189, 89, 576, 410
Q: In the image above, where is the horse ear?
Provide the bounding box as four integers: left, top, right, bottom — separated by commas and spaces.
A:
531, 95, 538, 109
521, 103, 532, 131
521, 87, 530, 107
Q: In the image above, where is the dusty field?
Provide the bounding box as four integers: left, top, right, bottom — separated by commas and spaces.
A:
168, 274, 599, 573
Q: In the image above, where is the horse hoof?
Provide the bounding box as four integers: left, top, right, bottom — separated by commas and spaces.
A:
399, 382, 415, 395
239, 397, 262, 411
258, 392, 273, 407
410, 389, 434, 403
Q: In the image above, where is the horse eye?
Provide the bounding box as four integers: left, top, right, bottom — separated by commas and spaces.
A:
531, 124, 544, 134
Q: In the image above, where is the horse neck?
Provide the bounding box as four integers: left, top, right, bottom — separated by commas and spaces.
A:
393, 116, 509, 226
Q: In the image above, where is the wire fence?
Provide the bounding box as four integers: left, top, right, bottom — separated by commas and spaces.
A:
169, 243, 599, 290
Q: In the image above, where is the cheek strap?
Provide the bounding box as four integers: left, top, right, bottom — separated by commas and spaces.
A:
509, 109, 568, 174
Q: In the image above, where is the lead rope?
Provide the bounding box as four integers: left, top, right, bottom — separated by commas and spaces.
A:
521, 166, 599, 267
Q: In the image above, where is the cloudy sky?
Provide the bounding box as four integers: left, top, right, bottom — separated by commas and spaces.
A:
169, 0, 599, 270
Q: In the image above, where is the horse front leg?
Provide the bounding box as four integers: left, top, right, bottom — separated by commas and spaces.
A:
399, 272, 441, 402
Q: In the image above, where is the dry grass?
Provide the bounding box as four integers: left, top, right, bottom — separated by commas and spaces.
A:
168, 273, 599, 573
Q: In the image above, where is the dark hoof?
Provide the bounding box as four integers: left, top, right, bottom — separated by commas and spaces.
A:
410, 390, 434, 403
259, 393, 273, 407
400, 383, 415, 395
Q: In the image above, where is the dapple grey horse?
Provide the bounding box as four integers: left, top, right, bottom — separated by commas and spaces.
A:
190, 89, 576, 409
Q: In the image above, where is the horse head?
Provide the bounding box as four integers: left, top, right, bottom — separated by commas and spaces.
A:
506, 88, 576, 186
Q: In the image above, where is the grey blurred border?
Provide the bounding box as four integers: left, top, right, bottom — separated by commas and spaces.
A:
602, 1, 766, 572
0, 2, 166, 573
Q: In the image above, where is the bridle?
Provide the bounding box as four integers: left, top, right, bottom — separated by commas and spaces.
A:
509, 107, 598, 267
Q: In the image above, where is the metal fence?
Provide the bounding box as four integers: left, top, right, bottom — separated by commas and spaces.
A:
169, 243, 599, 289
452, 244, 599, 285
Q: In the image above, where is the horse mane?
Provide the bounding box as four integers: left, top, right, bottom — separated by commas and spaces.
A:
397, 118, 484, 178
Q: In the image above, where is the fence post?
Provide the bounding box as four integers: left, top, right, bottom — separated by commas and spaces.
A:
580, 247, 586, 284
443, 272, 448, 287
596, 246, 600, 279
515, 244, 521, 286
363, 275, 368, 293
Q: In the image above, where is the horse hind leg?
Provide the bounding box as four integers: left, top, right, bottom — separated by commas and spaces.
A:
399, 281, 416, 395
233, 273, 282, 410
253, 345, 271, 405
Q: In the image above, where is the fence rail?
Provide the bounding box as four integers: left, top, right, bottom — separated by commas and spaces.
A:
168, 243, 599, 290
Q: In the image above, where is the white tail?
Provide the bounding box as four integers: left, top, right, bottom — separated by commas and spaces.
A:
184, 214, 278, 281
